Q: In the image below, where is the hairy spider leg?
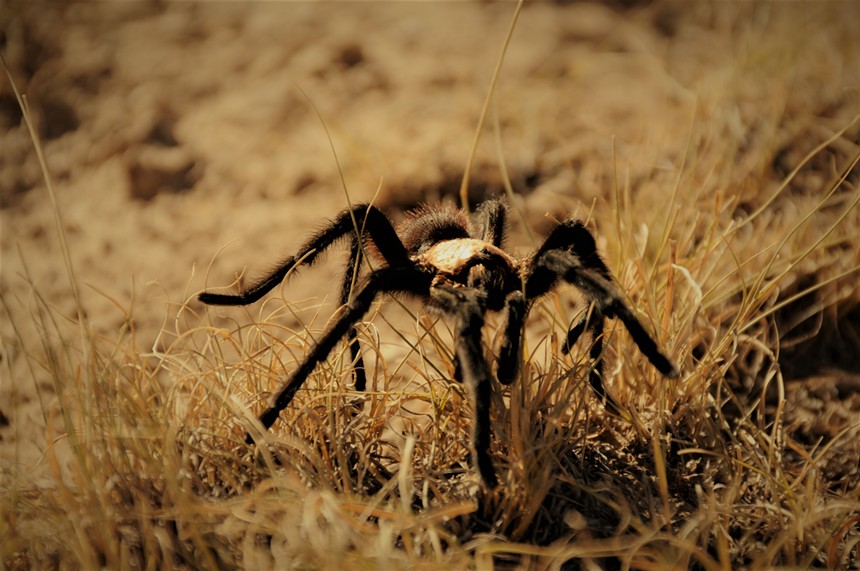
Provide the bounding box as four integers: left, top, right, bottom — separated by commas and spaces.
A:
199, 204, 409, 305
199, 204, 412, 392
523, 219, 677, 410
600, 295, 678, 378
523, 220, 617, 404
340, 236, 369, 391
496, 290, 526, 385
562, 305, 625, 416
449, 290, 524, 388
470, 200, 525, 386
473, 198, 508, 248
531, 219, 614, 281
432, 284, 499, 488
250, 266, 433, 442
535, 249, 678, 378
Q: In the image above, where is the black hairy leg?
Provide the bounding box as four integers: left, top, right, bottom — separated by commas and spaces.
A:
341, 235, 367, 391
562, 305, 625, 416
431, 284, 498, 488
199, 204, 409, 305
530, 249, 677, 379
496, 291, 526, 386
200, 204, 409, 392
252, 266, 433, 439
521, 220, 676, 417
473, 198, 508, 248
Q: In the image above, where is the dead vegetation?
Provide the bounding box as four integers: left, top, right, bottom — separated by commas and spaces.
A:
2, 2, 859, 569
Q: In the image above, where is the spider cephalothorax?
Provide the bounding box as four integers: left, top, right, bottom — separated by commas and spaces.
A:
199, 199, 678, 487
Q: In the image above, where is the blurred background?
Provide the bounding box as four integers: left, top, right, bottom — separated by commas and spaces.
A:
6, 1, 857, 341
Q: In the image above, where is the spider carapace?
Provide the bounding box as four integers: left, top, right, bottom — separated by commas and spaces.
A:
199, 199, 678, 487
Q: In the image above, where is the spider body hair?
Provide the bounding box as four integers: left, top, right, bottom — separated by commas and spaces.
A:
199, 198, 678, 487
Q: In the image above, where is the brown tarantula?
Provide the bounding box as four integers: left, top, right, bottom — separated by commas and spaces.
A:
199, 199, 678, 487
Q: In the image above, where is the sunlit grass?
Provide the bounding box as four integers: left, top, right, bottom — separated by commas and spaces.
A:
3, 8, 860, 570
4, 120, 859, 568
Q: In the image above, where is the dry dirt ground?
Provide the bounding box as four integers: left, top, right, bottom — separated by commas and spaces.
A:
2, 1, 860, 567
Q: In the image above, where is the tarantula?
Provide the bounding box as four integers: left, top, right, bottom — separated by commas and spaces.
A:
199, 199, 678, 487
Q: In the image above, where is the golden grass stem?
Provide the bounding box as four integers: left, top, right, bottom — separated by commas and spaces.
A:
459, 0, 525, 212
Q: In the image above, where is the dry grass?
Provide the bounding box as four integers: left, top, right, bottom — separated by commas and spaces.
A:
3, 4, 860, 570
